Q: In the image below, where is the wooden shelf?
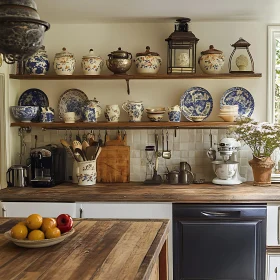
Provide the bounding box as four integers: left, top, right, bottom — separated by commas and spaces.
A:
10, 121, 235, 129
9, 73, 262, 80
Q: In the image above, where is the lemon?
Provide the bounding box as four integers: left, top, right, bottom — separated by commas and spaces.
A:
28, 230, 45, 240
45, 227, 61, 239
11, 224, 28, 240
26, 214, 43, 230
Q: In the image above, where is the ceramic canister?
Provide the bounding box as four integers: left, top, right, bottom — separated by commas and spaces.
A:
81, 49, 104, 75
135, 46, 162, 74
25, 45, 49, 75
76, 160, 96, 186
198, 45, 225, 74
168, 105, 181, 122
53, 47, 76, 75
122, 100, 144, 122
104, 105, 120, 122
40, 107, 54, 122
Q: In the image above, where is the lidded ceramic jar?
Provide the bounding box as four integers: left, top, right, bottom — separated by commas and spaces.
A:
25, 45, 49, 75
135, 46, 162, 74
53, 47, 76, 75
84, 97, 102, 120
198, 45, 225, 74
106, 47, 132, 74
81, 49, 104, 75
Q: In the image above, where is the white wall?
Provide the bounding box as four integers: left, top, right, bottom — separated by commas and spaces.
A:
6, 21, 268, 184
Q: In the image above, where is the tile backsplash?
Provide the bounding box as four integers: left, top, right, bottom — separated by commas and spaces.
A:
22, 128, 253, 183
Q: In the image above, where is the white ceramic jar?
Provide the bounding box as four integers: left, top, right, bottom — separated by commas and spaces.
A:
198, 45, 225, 74
53, 47, 76, 75
81, 49, 103, 75
135, 46, 162, 74
105, 105, 120, 122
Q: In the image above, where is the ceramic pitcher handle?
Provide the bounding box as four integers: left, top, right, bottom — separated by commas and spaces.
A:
122, 102, 128, 112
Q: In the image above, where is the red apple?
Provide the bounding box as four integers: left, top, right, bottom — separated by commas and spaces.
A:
56, 214, 73, 233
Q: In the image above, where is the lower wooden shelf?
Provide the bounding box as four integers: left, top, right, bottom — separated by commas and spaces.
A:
10, 121, 234, 129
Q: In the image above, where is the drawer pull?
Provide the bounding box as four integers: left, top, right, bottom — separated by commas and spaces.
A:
201, 211, 241, 218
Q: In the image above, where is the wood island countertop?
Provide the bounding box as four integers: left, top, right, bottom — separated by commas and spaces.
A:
0, 218, 169, 280
1, 182, 280, 203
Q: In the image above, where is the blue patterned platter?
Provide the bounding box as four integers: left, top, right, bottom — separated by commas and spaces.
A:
180, 87, 213, 121
18, 88, 49, 107
220, 87, 254, 117
58, 89, 89, 121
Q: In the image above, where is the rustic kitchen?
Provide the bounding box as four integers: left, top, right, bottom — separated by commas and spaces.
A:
1, 0, 280, 279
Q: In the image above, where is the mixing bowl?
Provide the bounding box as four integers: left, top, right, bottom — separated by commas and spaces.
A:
212, 160, 238, 180
11, 106, 39, 122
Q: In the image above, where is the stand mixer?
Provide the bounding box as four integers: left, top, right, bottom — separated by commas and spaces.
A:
211, 137, 246, 185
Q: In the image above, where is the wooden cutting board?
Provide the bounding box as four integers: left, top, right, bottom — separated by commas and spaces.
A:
97, 146, 130, 183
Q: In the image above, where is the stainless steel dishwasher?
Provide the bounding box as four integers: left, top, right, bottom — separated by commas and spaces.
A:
173, 204, 267, 280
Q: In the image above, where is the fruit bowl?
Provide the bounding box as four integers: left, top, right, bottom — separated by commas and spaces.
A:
4, 228, 75, 248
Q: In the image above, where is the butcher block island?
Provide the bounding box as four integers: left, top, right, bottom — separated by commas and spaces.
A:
0, 218, 169, 280
1, 182, 280, 202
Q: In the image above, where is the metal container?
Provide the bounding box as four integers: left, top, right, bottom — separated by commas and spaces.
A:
6, 165, 28, 187
167, 170, 179, 185
106, 47, 132, 74
179, 162, 194, 184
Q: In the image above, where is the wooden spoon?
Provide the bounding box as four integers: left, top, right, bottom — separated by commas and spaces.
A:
94, 147, 102, 160
60, 139, 75, 159
82, 140, 89, 153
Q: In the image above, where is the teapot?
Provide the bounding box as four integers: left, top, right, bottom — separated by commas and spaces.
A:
84, 97, 102, 120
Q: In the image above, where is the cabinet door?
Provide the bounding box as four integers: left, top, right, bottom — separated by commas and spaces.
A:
0, 202, 77, 218
267, 205, 280, 246
267, 254, 280, 280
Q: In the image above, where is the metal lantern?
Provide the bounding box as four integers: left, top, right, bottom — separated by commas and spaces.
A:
0, 0, 50, 64
165, 18, 199, 74
228, 38, 254, 73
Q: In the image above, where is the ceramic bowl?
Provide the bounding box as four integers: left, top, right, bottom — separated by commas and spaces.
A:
189, 115, 206, 122
11, 106, 39, 122
146, 107, 166, 113
147, 112, 164, 122
218, 115, 235, 122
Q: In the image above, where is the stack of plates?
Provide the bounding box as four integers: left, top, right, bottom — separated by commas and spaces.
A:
218, 105, 239, 122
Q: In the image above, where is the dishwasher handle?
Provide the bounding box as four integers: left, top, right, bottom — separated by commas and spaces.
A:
201, 210, 241, 218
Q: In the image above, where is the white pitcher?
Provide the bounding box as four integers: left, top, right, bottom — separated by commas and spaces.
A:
122, 100, 144, 122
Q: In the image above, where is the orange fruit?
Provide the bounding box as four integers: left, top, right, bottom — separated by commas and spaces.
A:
11, 224, 28, 240
41, 218, 57, 233
45, 227, 61, 239
26, 214, 43, 230
17, 221, 27, 227
28, 230, 45, 240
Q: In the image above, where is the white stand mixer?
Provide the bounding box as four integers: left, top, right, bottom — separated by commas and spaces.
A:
211, 137, 246, 185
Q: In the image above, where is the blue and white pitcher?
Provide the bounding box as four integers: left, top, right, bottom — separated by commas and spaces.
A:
168, 105, 181, 122
122, 100, 144, 122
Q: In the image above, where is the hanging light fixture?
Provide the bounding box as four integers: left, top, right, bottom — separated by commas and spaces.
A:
0, 0, 50, 64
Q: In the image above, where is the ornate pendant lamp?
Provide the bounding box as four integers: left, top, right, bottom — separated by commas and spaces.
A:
0, 0, 50, 64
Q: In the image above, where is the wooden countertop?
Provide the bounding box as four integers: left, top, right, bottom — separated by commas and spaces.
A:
1, 182, 280, 203
0, 218, 169, 280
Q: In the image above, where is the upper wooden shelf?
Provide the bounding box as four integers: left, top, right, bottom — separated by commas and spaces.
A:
9, 73, 262, 80
11, 121, 234, 129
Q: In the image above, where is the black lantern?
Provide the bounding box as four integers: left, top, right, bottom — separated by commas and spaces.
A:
0, 0, 50, 64
165, 18, 199, 74
228, 38, 254, 73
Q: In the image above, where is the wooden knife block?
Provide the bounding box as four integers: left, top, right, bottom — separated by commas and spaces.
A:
97, 146, 130, 183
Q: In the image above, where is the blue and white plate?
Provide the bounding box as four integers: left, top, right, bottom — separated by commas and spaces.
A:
58, 89, 89, 121
18, 88, 49, 107
180, 87, 213, 121
220, 87, 254, 117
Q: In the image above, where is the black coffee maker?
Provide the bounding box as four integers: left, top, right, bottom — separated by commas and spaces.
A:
30, 144, 66, 187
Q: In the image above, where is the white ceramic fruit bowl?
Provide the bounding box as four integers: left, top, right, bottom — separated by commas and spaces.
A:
147, 112, 164, 122
4, 228, 75, 248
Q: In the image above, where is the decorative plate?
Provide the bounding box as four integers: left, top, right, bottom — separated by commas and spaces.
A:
220, 87, 254, 117
180, 87, 213, 121
58, 89, 89, 121
18, 88, 49, 107
4, 228, 75, 248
